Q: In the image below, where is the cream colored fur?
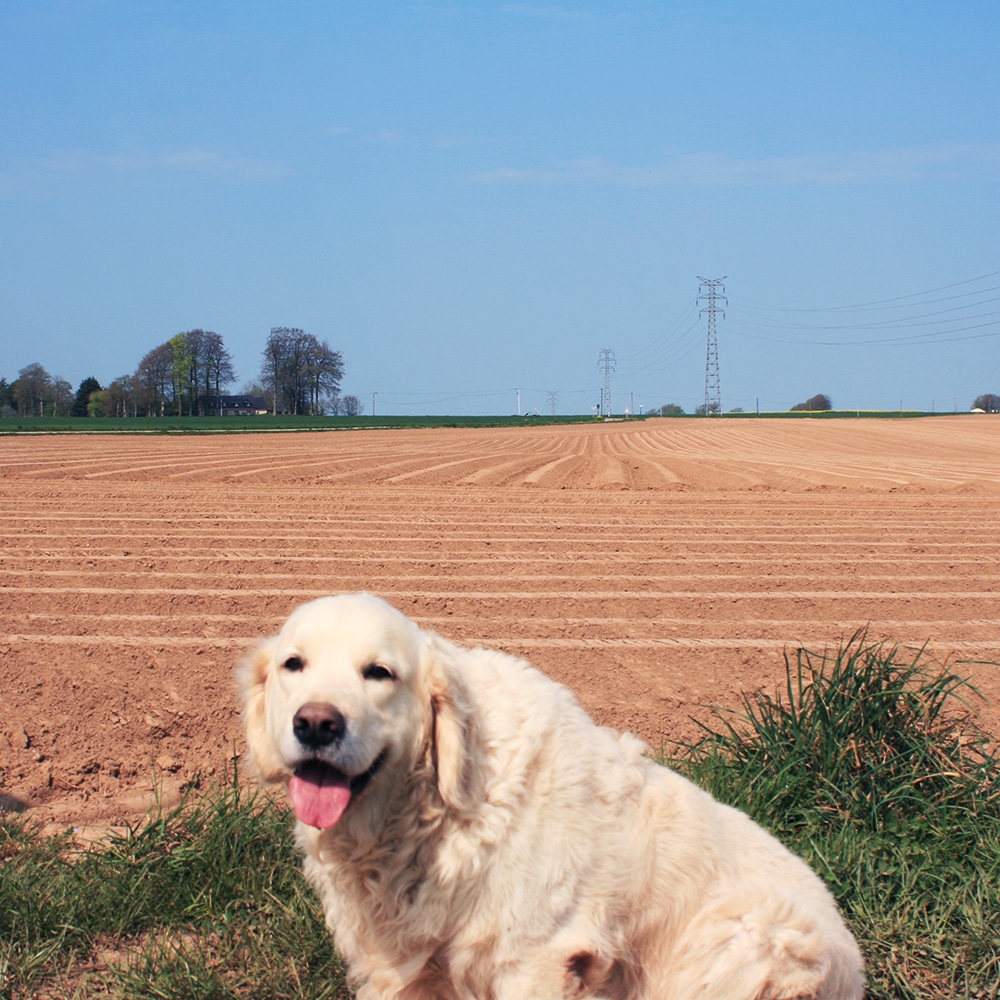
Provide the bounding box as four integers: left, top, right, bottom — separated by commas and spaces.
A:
238, 593, 864, 1000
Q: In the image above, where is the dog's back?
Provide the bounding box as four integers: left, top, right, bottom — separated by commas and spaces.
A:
437, 642, 865, 999
631, 759, 864, 999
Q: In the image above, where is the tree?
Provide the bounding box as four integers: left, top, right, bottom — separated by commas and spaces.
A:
303, 338, 343, 414
239, 379, 267, 398
657, 403, 685, 416
106, 375, 136, 417
695, 402, 720, 416
972, 393, 1000, 413
133, 342, 174, 416
341, 394, 363, 416
261, 327, 290, 414
202, 331, 236, 410
169, 332, 196, 415
51, 378, 73, 416
0, 377, 13, 416
261, 327, 343, 414
8, 364, 73, 416
87, 388, 112, 417
72, 377, 103, 417
790, 393, 832, 412
11, 363, 52, 417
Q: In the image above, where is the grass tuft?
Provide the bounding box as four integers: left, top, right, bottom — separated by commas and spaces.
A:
671, 631, 1000, 1000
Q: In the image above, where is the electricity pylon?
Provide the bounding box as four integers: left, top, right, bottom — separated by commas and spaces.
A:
598, 349, 615, 416
698, 277, 726, 415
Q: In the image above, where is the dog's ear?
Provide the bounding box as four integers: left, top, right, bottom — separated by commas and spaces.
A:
424, 635, 484, 812
236, 638, 286, 784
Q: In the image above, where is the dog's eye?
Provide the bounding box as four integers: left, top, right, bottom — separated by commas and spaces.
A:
282, 655, 305, 672
362, 663, 396, 682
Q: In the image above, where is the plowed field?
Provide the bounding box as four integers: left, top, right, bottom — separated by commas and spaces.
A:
2, 416, 999, 828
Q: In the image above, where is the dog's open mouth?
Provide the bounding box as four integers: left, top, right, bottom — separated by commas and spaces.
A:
288, 754, 385, 830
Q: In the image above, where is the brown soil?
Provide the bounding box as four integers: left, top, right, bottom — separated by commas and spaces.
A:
2, 416, 999, 830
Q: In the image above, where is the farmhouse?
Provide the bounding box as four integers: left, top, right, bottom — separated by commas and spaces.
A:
203, 395, 269, 416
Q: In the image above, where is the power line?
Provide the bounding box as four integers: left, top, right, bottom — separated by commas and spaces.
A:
616, 297, 701, 373
730, 299, 1000, 333
727, 320, 1000, 348
736, 269, 1000, 313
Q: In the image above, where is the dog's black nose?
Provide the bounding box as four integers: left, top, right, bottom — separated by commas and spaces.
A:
293, 703, 346, 748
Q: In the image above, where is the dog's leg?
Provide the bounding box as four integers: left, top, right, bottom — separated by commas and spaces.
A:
492, 948, 623, 1000
646, 914, 851, 1000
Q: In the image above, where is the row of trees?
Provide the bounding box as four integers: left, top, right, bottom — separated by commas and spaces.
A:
132, 330, 237, 416
656, 403, 743, 415
1, 327, 352, 418
656, 392, 1000, 414
653, 394, 832, 415
4, 329, 238, 418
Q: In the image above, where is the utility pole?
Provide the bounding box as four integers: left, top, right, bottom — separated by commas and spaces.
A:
372, 392, 377, 416
698, 276, 726, 416
516, 388, 521, 415
547, 391, 559, 416
598, 349, 615, 417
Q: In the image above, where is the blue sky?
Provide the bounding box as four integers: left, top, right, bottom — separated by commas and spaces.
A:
1, 1, 998, 415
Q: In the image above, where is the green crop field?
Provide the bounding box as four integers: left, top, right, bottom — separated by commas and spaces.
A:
0, 410, 958, 434
0, 414, 598, 434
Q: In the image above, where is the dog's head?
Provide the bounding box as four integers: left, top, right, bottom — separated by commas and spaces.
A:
238, 593, 480, 830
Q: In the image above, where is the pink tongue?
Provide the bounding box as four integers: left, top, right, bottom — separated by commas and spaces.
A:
288, 762, 352, 829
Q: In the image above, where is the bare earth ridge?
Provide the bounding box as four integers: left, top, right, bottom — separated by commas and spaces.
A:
2, 416, 998, 829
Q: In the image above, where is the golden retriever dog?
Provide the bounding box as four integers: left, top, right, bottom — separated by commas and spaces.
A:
239, 593, 864, 1000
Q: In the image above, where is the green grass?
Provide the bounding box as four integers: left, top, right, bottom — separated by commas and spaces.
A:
0, 410, 962, 433
0, 777, 349, 999
2, 636, 997, 998
0, 413, 600, 434
670, 632, 1000, 1000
